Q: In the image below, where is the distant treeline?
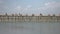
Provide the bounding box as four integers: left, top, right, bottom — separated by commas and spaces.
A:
0, 13, 59, 16
0, 13, 60, 22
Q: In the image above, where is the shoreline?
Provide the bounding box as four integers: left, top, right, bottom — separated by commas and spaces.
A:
0, 15, 60, 22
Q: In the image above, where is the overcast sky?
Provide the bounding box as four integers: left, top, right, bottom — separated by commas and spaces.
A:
0, 0, 60, 15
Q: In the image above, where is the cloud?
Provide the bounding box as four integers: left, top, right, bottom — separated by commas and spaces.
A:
27, 5, 32, 8
42, 2, 60, 15
44, 2, 56, 6
8, 2, 60, 15
44, 2, 60, 8
15, 6, 21, 10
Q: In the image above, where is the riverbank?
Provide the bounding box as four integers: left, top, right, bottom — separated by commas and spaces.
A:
0, 15, 60, 22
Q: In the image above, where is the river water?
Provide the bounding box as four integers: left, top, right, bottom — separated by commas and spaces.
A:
0, 21, 60, 34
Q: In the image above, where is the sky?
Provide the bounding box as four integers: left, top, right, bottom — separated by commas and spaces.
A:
0, 0, 60, 15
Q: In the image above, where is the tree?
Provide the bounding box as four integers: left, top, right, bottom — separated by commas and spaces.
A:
19, 13, 20, 16
53, 14, 55, 16
48, 14, 51, 16
19, 13, 22, 16
12, 14, 14, 16
59, 14, 60, 16
40, 13, 42, 16
32, 14, 34, 16
15, 13, 18, 16
20, 14, 22, 16
5, 13, 8, 16
26, 14, 28, 17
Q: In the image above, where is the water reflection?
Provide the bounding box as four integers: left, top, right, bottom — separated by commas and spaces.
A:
0, 22, 60, 34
